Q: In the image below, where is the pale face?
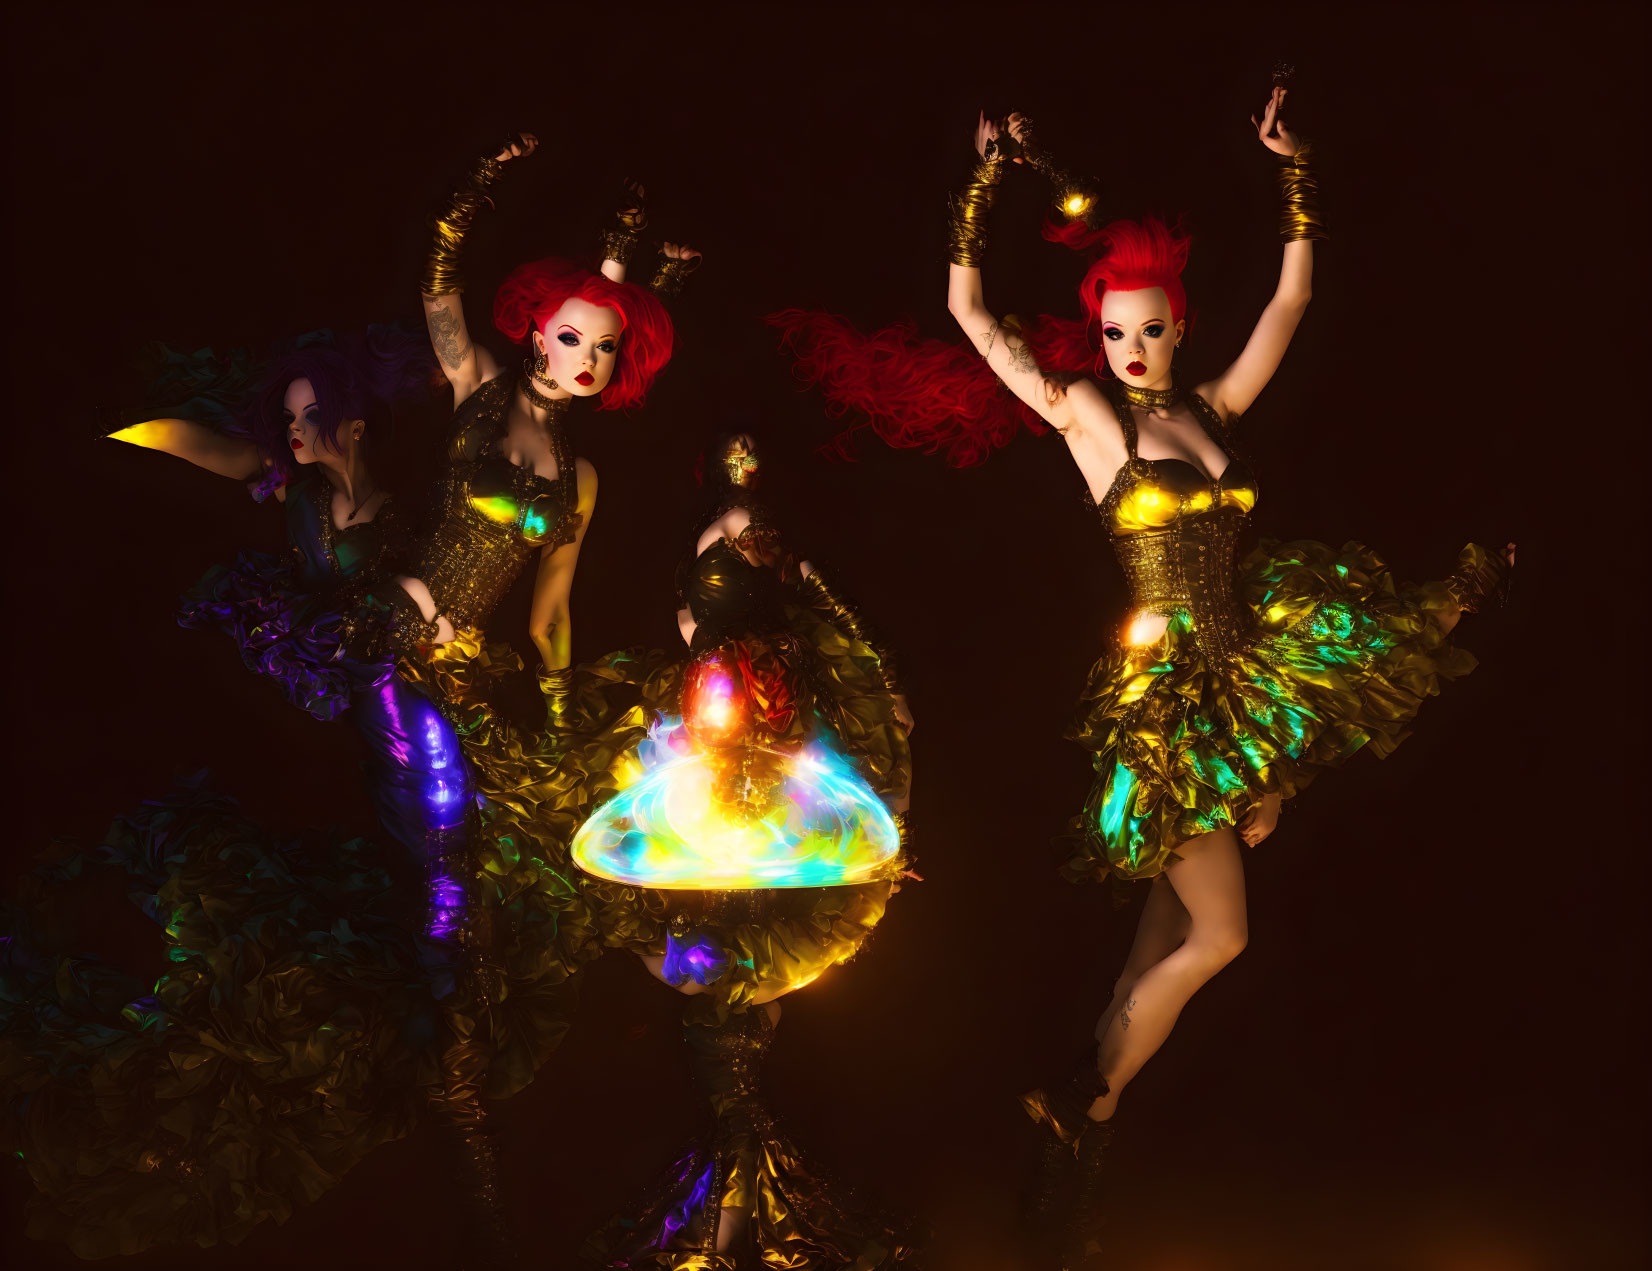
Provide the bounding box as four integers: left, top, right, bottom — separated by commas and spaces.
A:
532, 296, 623, 397
1097, 287, 1184, 389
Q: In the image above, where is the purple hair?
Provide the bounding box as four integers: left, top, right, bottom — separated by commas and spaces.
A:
247, 327, 438, 480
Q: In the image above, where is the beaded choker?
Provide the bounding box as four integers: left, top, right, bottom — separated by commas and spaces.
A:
1118, 381, 1182, 409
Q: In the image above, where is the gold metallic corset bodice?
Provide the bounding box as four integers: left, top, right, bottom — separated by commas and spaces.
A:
409, 375, 581, 631
1097, 387, 1260, 659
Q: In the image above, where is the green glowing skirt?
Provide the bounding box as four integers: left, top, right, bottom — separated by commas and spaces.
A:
1064, 538, 1496, 882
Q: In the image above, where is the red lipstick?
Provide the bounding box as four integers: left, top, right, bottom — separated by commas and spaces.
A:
1126, 360, 1147, 376
290, 437, 304, 451
574, 371, 595, 387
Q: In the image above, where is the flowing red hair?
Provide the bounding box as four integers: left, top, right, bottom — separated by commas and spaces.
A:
493, 257, 674, 412
770, 216, 1192, 467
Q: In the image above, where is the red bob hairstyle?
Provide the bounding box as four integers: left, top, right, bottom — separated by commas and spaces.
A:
493, 257, 674, 412
770, 216, 1193, 467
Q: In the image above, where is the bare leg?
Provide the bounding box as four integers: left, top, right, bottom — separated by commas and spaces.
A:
713, 999, 782, 1253
1086, 828, 1248, 1121
1094, 875, 1190, 1046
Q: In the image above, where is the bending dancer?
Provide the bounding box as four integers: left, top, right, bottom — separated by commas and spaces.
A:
773, 82, 1512, 1264
568, 433, 919, 1269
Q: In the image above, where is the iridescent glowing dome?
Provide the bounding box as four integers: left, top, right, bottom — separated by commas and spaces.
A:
572, 718, 900, 890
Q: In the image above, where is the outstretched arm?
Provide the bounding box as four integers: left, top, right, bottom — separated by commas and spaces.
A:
945, 112, 1082, 433
1202, 86, 1324, 420
421, 133, 537, 407
109, 418, 262, 481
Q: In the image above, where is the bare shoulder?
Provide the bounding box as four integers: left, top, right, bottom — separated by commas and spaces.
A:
695, 505, 750, 555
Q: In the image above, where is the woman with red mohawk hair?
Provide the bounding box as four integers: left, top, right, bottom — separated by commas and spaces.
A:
774, 83, 1513, 1263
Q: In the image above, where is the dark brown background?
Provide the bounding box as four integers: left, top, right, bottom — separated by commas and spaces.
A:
4, 3, 1646, 1269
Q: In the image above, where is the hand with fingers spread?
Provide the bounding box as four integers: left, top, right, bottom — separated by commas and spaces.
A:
1251, 85, 1302, 157
661, 241, 703, 265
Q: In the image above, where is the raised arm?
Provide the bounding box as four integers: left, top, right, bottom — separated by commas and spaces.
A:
598, 179, 647, 284
945, 112, 1083, 433
530, 458, 598, 725
109, 418, 262, 481
420, 133, 537, 408
1200, 86, 1326, 420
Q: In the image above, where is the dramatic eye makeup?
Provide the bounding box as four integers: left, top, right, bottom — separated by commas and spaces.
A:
1103, 325, 1123, 341
1144, 324, 1165, 339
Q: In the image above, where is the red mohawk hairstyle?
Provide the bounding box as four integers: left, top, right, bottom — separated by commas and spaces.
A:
493, 257, 675, 411
768, 216, 1194, 468
1024, 216, 1193, 378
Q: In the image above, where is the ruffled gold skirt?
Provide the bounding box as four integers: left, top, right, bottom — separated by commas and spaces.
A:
1064, 540, 1498, 882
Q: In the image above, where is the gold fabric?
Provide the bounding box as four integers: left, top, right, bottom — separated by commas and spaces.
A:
1066, 383, 1494, 882
409, 377, 580, 631
1099, 387, 1258, 661
580, 1008, 917, 1269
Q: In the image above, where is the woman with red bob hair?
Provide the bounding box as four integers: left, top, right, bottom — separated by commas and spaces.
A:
370, 134, 696, 1263
774, 83, 1513, 1264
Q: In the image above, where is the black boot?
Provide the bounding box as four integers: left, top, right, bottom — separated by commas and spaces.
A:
1062, 1116, 1118, 1266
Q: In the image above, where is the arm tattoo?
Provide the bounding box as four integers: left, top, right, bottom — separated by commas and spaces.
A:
1008, 340, 1040, 375
427, 304, 471, 372
1120, 997, 1137, 1031
980, 324, 998, 358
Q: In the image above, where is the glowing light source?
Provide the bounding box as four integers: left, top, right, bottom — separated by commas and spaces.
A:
1064, 193, 1092, 217
572, 718, 900, 890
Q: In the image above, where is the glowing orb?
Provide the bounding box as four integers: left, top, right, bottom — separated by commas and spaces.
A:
572, 718, 900, 890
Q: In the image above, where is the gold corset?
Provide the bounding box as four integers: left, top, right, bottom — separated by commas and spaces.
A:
1112, 512, 1250, 658
1097, 386, 1260, 659
409, 375, 581, 630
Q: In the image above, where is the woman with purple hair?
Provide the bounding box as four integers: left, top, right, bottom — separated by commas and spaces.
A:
1, 327, 460, 1260
110, 327, 477, 865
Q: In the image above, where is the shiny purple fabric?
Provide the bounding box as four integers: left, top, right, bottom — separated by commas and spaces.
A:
178, 551, 391, 721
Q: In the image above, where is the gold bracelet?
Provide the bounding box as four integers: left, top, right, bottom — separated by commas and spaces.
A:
946, 157, 1006, 268
1278, 142, 1328, 243
420, 154, 504, 296
599, 226, 642, 267
649, 254, 700, 300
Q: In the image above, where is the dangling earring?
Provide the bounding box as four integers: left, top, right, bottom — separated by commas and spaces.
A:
525, 344, 557, 391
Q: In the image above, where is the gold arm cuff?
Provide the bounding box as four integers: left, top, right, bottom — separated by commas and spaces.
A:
420, 154, 504, 296
1277, 142, 1328, 244
649, 254, 700, 300
599, 226, 642, 267
946, 156, 1007, 268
